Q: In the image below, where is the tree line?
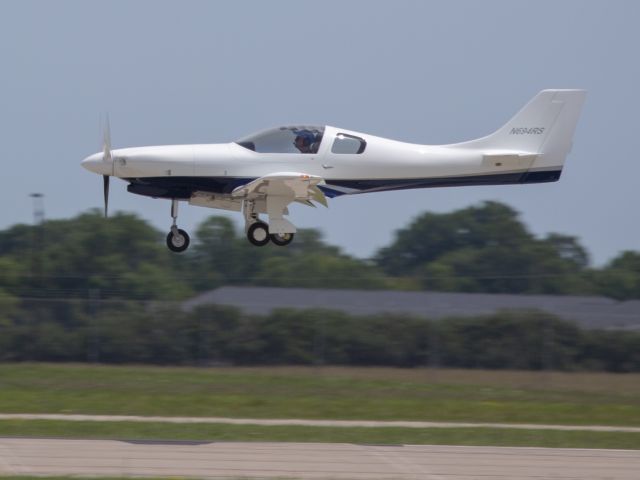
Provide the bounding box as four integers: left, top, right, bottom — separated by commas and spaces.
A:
1, 304, 638, 372
0, 201, 638, 303
1, 201, 638, 370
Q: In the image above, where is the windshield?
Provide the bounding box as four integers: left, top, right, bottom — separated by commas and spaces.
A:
236, 126, 325, 154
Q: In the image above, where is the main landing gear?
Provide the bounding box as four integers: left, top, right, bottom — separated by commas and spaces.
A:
245, 222, 294, 247
243, 200, 295, 247
166, 199, 190, 253
270, 232, 294, 246
164, 198, 296, 252
247, 221, 270, 246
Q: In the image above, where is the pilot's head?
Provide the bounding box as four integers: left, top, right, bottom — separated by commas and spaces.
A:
294, 133, 313, 153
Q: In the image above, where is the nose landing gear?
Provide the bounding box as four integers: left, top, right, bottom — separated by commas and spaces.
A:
166, 199, 190, 253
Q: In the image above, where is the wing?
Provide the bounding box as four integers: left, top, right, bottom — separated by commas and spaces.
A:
231, 172, 328, 235
231, 172, 328, 207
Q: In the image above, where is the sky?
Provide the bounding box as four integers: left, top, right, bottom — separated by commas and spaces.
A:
1, 0, 638, 265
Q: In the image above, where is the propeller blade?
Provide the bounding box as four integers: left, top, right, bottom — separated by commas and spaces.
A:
101, 114, 116, 179
103, 114, 112, 164
101, 114, 113, 217
103, 174, 110, 218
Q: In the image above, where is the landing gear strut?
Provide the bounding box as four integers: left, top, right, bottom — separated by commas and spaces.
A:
166, 199, 190, 253
243, 200, 270, 247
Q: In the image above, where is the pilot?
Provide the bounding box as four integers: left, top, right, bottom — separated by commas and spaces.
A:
294, 131, 316, 154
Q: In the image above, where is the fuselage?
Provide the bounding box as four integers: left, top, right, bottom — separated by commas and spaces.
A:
82, 125, 557, 200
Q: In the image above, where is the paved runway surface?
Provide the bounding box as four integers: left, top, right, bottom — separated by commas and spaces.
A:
2, 413, 639, 432
1, 438, 639, 479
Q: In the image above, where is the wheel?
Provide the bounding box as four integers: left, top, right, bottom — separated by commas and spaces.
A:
166, 228, 190, 252
270, 232, 294, 246
247, 222, 270, 246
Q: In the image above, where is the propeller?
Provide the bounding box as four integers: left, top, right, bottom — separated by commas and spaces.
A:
103, 175, 110, 218
102, 115, 113, 217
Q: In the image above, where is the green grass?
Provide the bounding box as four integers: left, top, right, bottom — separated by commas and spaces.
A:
1, 363, 639, 427
0, 419, 638, 449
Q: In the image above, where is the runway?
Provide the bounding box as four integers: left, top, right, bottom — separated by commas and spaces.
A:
1, 438, 639, 479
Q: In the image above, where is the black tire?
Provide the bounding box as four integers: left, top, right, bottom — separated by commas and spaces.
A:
270, 232, 294, 246
247, 222, 270, 247
166, 228, 190, 253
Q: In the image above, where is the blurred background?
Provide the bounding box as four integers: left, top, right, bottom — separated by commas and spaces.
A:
1, 202, 638, 369
0, 0, 639, 453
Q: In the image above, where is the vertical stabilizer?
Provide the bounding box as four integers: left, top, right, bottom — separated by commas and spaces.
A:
459, 89, 586, 169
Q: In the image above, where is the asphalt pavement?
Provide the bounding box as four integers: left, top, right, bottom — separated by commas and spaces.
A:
1, 438, 639, 479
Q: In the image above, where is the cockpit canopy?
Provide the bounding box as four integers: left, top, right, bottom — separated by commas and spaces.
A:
236, 126, 324, 154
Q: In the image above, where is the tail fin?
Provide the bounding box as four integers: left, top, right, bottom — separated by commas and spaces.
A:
461, 89, 587, 169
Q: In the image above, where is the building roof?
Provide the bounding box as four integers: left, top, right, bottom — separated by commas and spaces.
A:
183, 287, 640, 330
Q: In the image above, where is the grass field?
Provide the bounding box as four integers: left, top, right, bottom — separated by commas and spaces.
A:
1, 363, 638, 426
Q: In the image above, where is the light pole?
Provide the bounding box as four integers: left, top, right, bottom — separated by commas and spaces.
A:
28, 193, 45, 282
29, 193, 45, 225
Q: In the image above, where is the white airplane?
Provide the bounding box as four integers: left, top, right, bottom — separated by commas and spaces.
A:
82, 89, 586, 252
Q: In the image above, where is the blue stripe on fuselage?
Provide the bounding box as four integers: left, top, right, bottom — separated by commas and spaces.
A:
321, 169, 562, 197
125, 169, 562, 200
